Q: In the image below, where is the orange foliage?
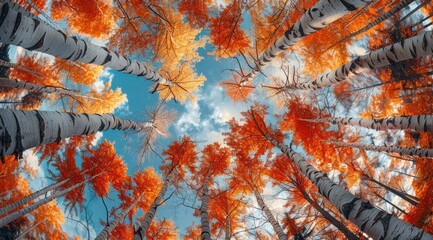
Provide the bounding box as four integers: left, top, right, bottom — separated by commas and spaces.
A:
160, 136, 197, 187
178, 0, 211, 28
53, 59, 103, 85
209, 1, 251, 58
183, 223, 201, 240
50, 0, 115, 38
146, 219, 177, 240
110, 223, 134, 240
82, 140, 128, 197
220, 76, 255, 102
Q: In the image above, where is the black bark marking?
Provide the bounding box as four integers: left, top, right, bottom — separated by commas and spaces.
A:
58, 30, 67, 41
89, 55, 98, 64
0, 114, 12, 159
12, 112, 23, 154
101, 53, 112, 65
35, 111, 45, 145
27, 33, 46, 51
65, 51, 75, 60
377, 214, 392, 240
341, 198, 358, 219
0, 4, 9, 29
55, 126, 62, 143
340, 0, 357, 11
10, 11, 21, 40
32, 18, 40, 29
411, 231, 424, 240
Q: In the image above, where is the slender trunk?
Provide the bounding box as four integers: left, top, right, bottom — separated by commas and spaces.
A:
201, 174, 211, 240
332, 141, 433, 159
0, 109, 154, 157
0, 60, 43, 77
0, 77, 100, 100
0, 171, 99, 227
262, 134, 432, 239
398, 0, 431, 24
15, 218, 45, 240
253, 187, 288, 240
0, 178, 69, 216
300, 190, 358, 240
95, 193, 144, 240
326, 0, 416, 51
225, 214, 230, 240
132, 177, 170, 240
344, 0, 380, 28
365, 175, 419, 206
374, 192, 407, 215
300, 115, 433, 133
291, 31, 433, 90
240, 0, 370, 85
0, 4, 172, 86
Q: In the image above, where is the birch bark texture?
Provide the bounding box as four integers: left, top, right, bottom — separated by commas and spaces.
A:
264, 136, 433, 239
0, 109, 153, 157
95, 193, 144, 240
241, 0, 371, 84
333, 141, 433, 158
200, 174, 211, 240
0, 178, 69, 216
0, 3, 172, 86
253, 187, 288, 240
132, 178, 170, 240
293, 31, 433, 90
0, 77, 97, 100
302, 115, 433, 132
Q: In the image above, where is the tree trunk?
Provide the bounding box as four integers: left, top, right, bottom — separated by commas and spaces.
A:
326, 0, 416, 51
300, 189, 358, 240
0, 178, 69, 216
225, 214, 230, 240
253, 187, 288, 240
0, 109, 154, 157
0, 177, 91, 227
0, 60, 43, 77
201, 174, 211, 240
0, 3, 172, 86
297, 31, 433, 90
263, 135, 432, 239
15, 218, 45, 240
0, 77, 99, 100
332, 141, 433, 159
95, 193, 144, 240
374, 192, 407, 215
365, 175, 419, 206
301, 115, 433, 133
241, 0, 370, 85
344, 0, 380, 28
132, 177, 170, 240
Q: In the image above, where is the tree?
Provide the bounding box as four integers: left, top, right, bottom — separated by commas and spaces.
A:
133, 135, 197, 239
245, 106, 432, 239
0, 106, 173, 157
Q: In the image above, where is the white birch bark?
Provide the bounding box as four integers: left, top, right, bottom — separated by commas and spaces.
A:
0, 77, 100, 100
327, 0, 416, 51
300, 190, 358, 240
0, 109, 154, 157
253, 187, 288, 240
0, 178, 69, 216
333, 141, 433, 159
292, 31, 433, 90
264, 135, 433, 239
95, 193, 144, 240
241, 0, 371, 85
225, 215, 230, 240
132, 177, 170, 240
0, 3, 173, 86
15, 218, 45, 240
0, 179, 88, 227
302, 115, 433, 133
201, 174, 211, 240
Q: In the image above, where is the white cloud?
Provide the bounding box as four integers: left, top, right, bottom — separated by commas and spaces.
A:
91, 131, 104, 146
176, 99, 202, 133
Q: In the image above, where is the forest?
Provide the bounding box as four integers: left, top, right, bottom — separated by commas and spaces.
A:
0, 0, 432, 239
